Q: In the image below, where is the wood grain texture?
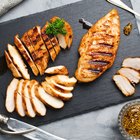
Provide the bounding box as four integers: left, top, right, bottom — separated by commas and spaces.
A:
0, 0, 140, 126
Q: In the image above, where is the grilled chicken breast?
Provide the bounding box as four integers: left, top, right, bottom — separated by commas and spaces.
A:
113, 75, 135, 96
27, 26, 49, 75
45, 65, 68, 75
14, 34, 39, 76
7, 44, 30, 79
5, 78, 19, 113
5, 51, 22, 78
75, 9, 120, 82
41, 22, 57, 61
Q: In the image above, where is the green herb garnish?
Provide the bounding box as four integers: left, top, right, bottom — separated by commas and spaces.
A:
46, 18, 67, 36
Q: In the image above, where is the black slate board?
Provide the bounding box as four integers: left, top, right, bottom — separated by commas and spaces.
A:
0, 0, 140, 126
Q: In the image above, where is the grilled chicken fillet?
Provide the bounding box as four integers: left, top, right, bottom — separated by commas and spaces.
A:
75, 9, 120, 82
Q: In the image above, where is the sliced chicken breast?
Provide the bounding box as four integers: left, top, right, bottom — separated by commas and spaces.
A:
7, 44, 30, 79
118, 68, 140, 84
35, 86, 64, 109
56, 34, 67, 49
45, 75, 77, 87
45, 65, 68, 75
5, 51, 22, 78
22, 80, 36, 117
15, 79, 26, 117
49, 35, 61, 55
51, 80, 74, 92
5, 78, 19, 113
27, 26, 49, 75
42, 81, 73, 100
50, 16, 73, 49
113, 75, 135, 96
41, 22, 57, 61
29, 80, 46, 116
14, 34, 39, 76
122, 58, 140, 70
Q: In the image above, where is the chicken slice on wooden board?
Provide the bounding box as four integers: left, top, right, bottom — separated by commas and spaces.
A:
50, 16, 73, 48
45, 75, 77, 87
113, 75, 135, 96
27, 26, 49, 75
45, 65, 68, 75
75, 9, 120, 82
14, 35, 39, 76
29, 80, 46, 116
15, 79, 26, 117
35, 86, 64, 109
5, 78, 19, 113
41, 81, 73, 100
7, 44, 30, 79
5, 51, 22, 78
41, 22, 57, 61
118, 68, 140, 84
122, 58, 140, 70
22, 80, 36, 117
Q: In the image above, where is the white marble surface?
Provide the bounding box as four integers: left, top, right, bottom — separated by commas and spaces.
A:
0, 0, 140, 140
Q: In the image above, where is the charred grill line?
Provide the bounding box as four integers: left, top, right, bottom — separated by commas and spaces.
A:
88, 52, 113, 57
88, 68, 102, 73
89, 60, 110, 66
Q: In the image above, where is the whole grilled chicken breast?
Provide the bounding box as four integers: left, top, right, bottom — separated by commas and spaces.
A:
75, 9, 120, 82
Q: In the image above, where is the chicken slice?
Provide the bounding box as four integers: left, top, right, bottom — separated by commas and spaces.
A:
5, 78, 19, 113
45, 65, 68, 75
50, 16, 73, 48
122, 58, 140, 70
41, 22, 57, 61
15, 79, 26, 117
29, 80, 46, 116
113, 75, 135, 96
7, 44, 30, 79
51, 80, 74, 92
27, 26, 49, 75
42, 81, 73, 100
118, 68, 140, 84
5, 51, 22, 78
45, 75, 77, 87
22, 80, 36, 117
35, 86, 64, 109
14, 35, 39, 76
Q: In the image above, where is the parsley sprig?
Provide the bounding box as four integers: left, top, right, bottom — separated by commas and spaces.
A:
46, 18, 67, 36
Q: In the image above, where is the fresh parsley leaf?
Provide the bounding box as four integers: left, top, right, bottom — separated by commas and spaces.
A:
46, 18, 67, 36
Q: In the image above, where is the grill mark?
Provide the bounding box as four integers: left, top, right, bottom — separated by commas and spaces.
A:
89, 60, 110, 66
88, 68, 101, 73
88, 52, 113, 57
98, 43, 113, 48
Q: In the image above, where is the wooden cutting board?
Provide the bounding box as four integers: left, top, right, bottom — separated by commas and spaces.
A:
0, 0, 140, 126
